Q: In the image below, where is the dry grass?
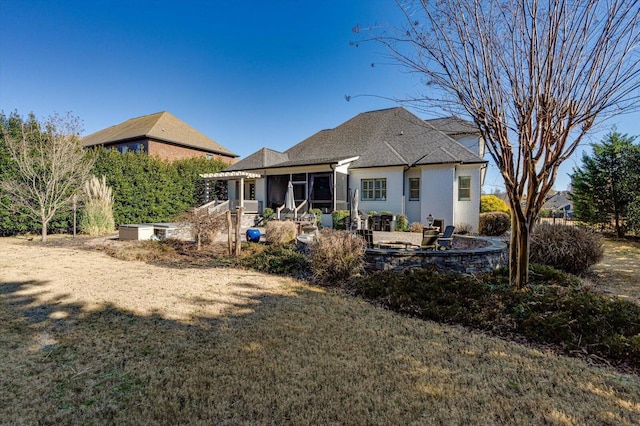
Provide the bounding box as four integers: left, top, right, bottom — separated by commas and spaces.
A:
2, 237, 640, 424
80, 175, 115, 236
588, 237, 640, 304
266, 220, 297, 244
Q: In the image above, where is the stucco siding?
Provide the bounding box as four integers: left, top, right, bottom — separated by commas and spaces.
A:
349, 167, 404, 214
454, 166, 481, 232
421, 166, 455, 227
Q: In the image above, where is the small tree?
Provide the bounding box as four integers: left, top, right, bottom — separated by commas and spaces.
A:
571, 131, 640, 236
0, 112, 95, 241
179, 209, 226, 251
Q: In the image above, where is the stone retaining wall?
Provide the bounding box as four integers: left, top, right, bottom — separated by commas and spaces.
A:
365, 236, 508, 274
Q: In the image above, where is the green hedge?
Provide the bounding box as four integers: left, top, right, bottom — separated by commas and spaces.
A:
92, 149, 227, 226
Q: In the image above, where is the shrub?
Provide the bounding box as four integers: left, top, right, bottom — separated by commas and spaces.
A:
407, 222, 423, 233
308, 229, 365, 285
479, 212, 510, 236
481, 195, 510, 213
262, 207, 274, 223
395, 214, 409, 231
241, 244, 309, 277
366, 210, 378, 216
91, 149, 227, 226
309, 208, 322, 226
352, 266, 640, 369
530, 224, 603, 274
266, 221, 297, 244
80, 175, 115, 236
331, 210, 350, 230
455, 223, 472, 235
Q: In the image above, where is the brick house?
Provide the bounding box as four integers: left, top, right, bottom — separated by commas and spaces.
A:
82, 111, 238, 164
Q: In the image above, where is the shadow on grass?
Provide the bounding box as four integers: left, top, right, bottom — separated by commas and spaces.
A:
1, 279, 639, 425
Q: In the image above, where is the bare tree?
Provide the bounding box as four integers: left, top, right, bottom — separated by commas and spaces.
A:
357, 0, 640, 287
1, 113, 96, 241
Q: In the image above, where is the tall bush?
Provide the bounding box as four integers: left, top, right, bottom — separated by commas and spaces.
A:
530, 224, 603, 274
91, 150, 226, 225
80, 175, 115, 236
479, 212, 510, 236
480, 195, 510, 213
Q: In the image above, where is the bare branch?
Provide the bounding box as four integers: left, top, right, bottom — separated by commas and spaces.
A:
361, 0, 640, 287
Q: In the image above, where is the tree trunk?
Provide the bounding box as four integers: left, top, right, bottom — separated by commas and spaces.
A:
41, 220, 48, 242
509, 216, 530, 289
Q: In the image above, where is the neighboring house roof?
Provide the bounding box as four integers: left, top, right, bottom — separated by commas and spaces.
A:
226, 107, 485, 172
82, 111, 238, 157
543, 191, 573, 211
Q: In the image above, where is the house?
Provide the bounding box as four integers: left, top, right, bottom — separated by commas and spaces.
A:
82, 111, 238, 163
542, 190, 574, 217
203, 107, 487, 231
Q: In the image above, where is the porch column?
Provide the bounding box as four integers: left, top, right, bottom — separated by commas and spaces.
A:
239, 177, 245, 208
332, 169, 337, 212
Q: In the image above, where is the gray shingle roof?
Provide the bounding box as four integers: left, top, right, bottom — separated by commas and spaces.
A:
225, 147, 289, 171
82, 111, 238, 157
424, 116, 479, 137
226, 107, 485, 171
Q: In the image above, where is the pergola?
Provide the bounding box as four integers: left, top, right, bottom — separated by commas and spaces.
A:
200, 171, 262, 209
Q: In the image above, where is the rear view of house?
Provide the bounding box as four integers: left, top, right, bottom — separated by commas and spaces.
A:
82, 111, 238, 163
207, 107, 487, 231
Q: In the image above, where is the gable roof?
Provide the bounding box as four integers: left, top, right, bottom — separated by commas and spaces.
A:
424, 116, 479, 137
226, 107, 484, 171
543, 191, 573, 210
82, 111, 238, 157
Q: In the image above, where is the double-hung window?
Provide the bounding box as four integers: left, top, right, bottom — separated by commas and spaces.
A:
361, 178, 386, 201
409, 178, 420, 200
458, 176, 471, 201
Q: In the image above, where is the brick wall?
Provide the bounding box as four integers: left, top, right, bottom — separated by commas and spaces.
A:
147, 140, 236, 164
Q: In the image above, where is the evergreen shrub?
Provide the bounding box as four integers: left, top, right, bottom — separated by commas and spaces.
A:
479, 212, 510, 236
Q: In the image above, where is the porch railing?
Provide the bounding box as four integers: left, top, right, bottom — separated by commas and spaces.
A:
195, 199, 262, 215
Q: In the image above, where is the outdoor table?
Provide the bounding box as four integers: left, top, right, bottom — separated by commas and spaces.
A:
376, 241, 414, 250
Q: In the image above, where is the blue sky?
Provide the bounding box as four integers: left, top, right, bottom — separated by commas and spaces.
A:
1, 0, 638, 192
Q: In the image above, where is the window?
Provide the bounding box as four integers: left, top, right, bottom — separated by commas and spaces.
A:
458, 176, 471, 201
361, 178, 386, 201
409, 178, 420, 201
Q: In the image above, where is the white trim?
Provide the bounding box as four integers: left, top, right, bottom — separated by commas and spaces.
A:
200, 171, 262, 180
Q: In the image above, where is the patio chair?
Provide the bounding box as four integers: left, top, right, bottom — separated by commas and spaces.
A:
436, 225, 455, 250
420, 228, 439, 250
356, 229, 374, 248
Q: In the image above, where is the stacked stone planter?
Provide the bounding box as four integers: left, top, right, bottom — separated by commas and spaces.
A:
365, 236, 507, 274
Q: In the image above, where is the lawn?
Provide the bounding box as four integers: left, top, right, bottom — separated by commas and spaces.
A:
589, 237, 640, 304
1, 236, 639, 425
